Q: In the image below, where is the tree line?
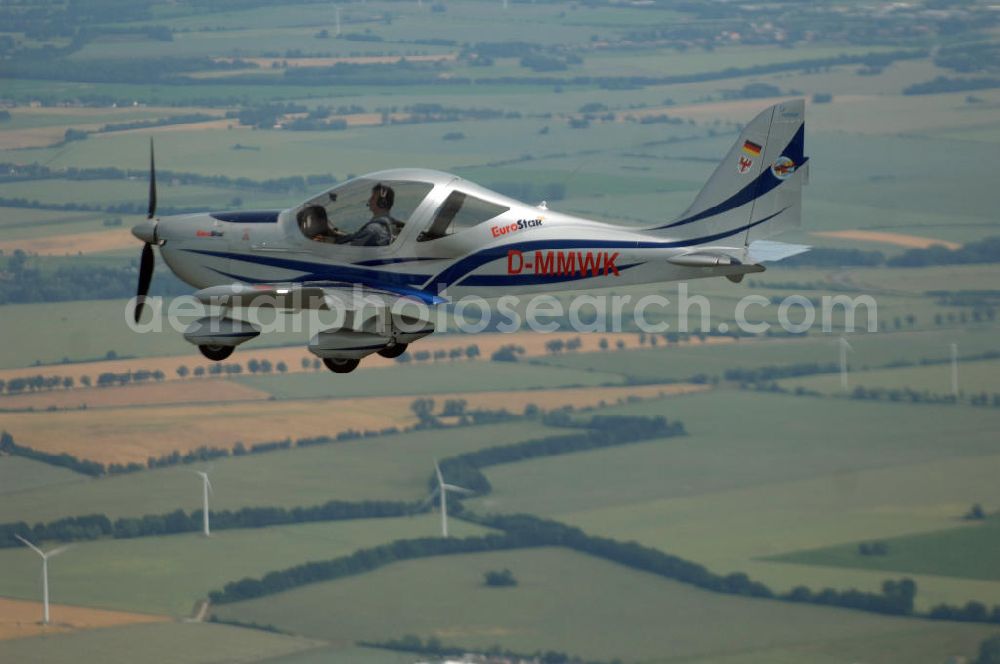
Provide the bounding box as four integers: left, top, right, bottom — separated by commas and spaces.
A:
0, 499, 418, 549
207, 510, 947, 623
0, 161, 337, 194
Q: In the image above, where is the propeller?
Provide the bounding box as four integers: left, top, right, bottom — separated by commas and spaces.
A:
132, 138, 158, 322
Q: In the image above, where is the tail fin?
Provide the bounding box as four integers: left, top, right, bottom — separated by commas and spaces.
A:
650, 99, 807, 246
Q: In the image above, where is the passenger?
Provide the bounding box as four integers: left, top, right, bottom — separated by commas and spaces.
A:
333, 183, 400, 247
297, 205, 333, 242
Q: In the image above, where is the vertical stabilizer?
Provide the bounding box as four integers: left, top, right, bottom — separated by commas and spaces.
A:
649, 99, 807, 246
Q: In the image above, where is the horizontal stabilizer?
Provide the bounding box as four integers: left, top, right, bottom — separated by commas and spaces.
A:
747, 240, 811, 263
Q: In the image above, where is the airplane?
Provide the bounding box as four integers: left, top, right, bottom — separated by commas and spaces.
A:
130, 99, 809, 374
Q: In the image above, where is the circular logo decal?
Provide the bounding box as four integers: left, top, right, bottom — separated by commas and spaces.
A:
771, 156, 796, 180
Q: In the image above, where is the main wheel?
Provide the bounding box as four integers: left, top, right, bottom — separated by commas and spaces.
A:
199, 344, 234, 361
377, 343, 408, 359
323, 357, 360, 374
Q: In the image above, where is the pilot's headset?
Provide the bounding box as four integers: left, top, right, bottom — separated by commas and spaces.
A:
372, 183, 394, 211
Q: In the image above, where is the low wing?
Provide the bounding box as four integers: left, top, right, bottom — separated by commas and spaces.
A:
193, 282, 446, 311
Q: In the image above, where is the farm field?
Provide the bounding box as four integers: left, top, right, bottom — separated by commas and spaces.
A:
534, 327, 1000, 382
0, 420, 557, 523
0, 457, 86, 495
782, 357, 1000, 396
0, 383, 679, 464
212, 547, 996, 664
234, 361, 626, 399
3, 0, 1000, 660
0, 516, 488, 616
468, 391, 1000, 607
0, 597, 166, 641
770, 516, 1000, 583
0, 622, 319, 664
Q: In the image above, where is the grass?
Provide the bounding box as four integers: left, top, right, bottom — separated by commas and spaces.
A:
0, 516, 488, 616
769, 516, 1000, 583
0, 457, 85, 495
0, 420, 556, 524
0, 622, 318, 664
236, 361, 624, 399
212, 547, 995, 664
466, 390, 1000, 607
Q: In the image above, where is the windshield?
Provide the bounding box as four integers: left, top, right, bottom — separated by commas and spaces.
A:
296, 178, 433, 247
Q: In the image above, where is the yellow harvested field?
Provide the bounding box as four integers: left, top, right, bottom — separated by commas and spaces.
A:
90, 118, 236, 136
812, 230, 961, 250
1, 384, 700, 465
0, 228, 137, 256
458, 383, 706, 414
0, 597, 167, 641
0, 379, 271, 411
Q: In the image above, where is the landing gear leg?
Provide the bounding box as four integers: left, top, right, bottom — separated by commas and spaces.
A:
199, 345, 234, 362
323, 357, 360, 374
377, 343, 408, 359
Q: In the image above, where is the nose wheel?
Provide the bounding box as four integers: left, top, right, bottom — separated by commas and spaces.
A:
323, 357, 360, 374
377, 343, 408, 359
198, 344, 234, 362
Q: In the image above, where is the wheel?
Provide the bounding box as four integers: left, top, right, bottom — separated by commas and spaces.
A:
198, 344, 234, 362
323, 357, 360, 374
377, 343, 408, 359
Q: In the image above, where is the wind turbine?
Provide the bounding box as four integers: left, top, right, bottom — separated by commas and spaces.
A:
950, 342, 959, 397
16, 535, 70, 625
839, 335, 853, 391
423, 460, 473, 537
193, 470, 213, 536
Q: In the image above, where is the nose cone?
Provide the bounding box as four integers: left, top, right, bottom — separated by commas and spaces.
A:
131, 219, 157, 244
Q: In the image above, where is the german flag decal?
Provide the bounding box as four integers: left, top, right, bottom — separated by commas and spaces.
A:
742, 140, 762, 157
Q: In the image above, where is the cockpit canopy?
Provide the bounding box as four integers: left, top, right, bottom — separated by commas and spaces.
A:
294, 170, 512, 248
296, 177, 433, 246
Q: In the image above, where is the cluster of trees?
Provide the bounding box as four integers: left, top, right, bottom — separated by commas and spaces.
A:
724, 362, 840, 384
0, 161, 337, 195
483, 568, 518, 587
434, 415, 683, 496
904, 76, 1000, 96
490, 344, 525, 362
363, 635, 598, 664
0, 253, 189, 305
0, 431, 105, 477
544, 337, 583, 354
1, 373, 75, 395
887, 236, 1000, 267
928, 601, 1000, 624
858, 541, 889, 556
98, 113, 216, 133
394, 344, 480, 364
0, 499, 416, 549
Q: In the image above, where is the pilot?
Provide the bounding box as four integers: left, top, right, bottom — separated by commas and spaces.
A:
297, 205, 333, 242
333, 183, 400, 247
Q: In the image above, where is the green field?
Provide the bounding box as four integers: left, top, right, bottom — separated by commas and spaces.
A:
237, 361, 623, 399
0, 516, 487, 616
212, 547, 996, 664
0, 622, 318, 664
534, 327, 1000, 383
467, 391, 1000, 607
770, 516, 1000, 583
0, 457, 86, 495
0, 420, 555, 524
